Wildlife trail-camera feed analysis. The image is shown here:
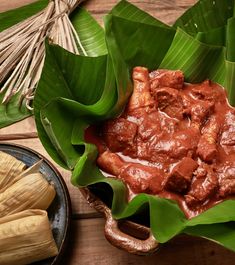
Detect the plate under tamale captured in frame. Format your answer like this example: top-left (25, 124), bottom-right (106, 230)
top-left (0, 143), bottom-right (72, 265)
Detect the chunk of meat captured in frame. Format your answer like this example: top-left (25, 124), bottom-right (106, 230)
top-left (168, 128), bottom-right (200, 159)
top-left (219, 179), bottom-right (235, 197)
top-left (190, 101), bottom-right (214, 128)
top-left (120, 164), bottom-right (165, 194)
top-left (197, 140), bottom-right (217, 163)
top-left (150, 69), bottom-right (184, 90)
top-left (197, 115), bottom-right (220, 162)
top-left (220, 111), bottom-right (235, 146)
top-left (97, 151), bottom-right (124, 176)
top-left (189, 80), bottom-right (228, 105)
top-left (190, 80), bottom-right (215, 101)
top-left (158, 111), bottom-right (179, 134)
top-left (127, 67), bottom-right (155, 113)
top-left (137, 127), bottom-right (200, 162)
top-left (164, 157), bottom-right (198, 193)
top-left (218, 166), bottom-right (235, 197)
top-left (185, 164), bottom-right (218, 207)
top-left (137, 111), bottom-right (161, 141)
top-left (102, 118), bottom-right (137, 156)
top-left (97, 151), bottom-right (165, 194)
top-left (153, 87), bottom-right (184, 119)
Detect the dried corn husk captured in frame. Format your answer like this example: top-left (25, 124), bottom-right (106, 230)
top-left (0, 159), bottom-right (42, 193)
top-left (0, 209), bottom-right (58, 265)
top-left (0, 172), bottom-right (56, 218)
top-left (0, 151), bottom-right (26, 190)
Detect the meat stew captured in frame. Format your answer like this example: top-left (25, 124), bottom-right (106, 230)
top-left (85, 67), bottom-right (235, 219)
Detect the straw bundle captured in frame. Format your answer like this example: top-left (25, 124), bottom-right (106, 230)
top-left (0, 0), bottom-right (86, 110)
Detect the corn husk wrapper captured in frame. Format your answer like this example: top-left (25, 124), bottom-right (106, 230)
top-left (0, 151), bottom-right (26, 191)
top-left (0, 209), bottom-right (58, 265)
top-left (0, 172), bottom-right (56, 218)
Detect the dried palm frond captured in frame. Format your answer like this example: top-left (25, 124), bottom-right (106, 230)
top-left (0, 0), bottom-right (86, 110)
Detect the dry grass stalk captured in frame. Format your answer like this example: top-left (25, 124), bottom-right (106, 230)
top-left (0, 0), bottom-right (85, 110)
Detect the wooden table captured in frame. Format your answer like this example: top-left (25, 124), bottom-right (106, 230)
top-left (1, 1), bottom-right (235, 264)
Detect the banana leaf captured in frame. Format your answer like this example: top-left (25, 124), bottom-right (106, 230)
top-left (34, 0), bottom-right (235, 252)
top-left (174, 0), bottom-right (234, 35)
top-left (0, 0), bottom-right (49, 32)
top-left (34, 43), bottom-right (117, 168)
top-left (70, 7), bottom-right (107, 56)
top-left (110, 0), bottom-right (170, 28)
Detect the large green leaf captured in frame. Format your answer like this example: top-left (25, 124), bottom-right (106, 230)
top-left (184, 223), bottom-right (235, 252)
top-left (70, 7), bottom-right (107, 56)
top-left (0, 0), bottom-right (49, 32)
top-left (110, 0), bottom-right (170, 28)
top-left (34, 42), bottom-right (117, 168)
top-left (174, 0), bottom-right (234, 35)
top-left (160, 29), bottom-right (226, 84)
top-left (104, 15), bottom-right (176, 71)
top-left (34, 0), bottom-right (235, 252)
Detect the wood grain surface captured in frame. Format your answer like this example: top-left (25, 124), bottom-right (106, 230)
top-left (1, 1), bottom-right (235, 264)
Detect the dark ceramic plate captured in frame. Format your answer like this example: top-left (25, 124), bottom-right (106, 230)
top-left (0, 143), bottom-right (71, 265)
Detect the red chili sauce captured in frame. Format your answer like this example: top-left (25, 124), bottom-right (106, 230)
top-left (85, 67), bottom-right (235, 219)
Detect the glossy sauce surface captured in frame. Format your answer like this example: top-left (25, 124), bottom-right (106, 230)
top-left (85, 67), bottom-right (235, 219)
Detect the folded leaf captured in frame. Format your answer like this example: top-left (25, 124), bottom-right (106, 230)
top-left (110, 0), bottom-right (170, 28)
top-left (160, 28), bottom-right (226, 83)
top-left (174, 0), bottom-right (234, 34)
top-left (35, 42), bottom-right (116, 168)
top-left (70, 7), bottom-right (107, 56)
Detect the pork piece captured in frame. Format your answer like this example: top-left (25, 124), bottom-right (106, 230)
top-left (97, 151), bottom-right (165, 194)
top-left (189, 80), bottom-right (215, 101)
top-left (97, 151), bottom-right (124, 176)
top-left (127, 67), bottom-right (155, 113)
top-left (164, 157), bottom-right (198, 193)
top-left (185, 163), bottom-right (218, 207)
top-left (153, 87), bottom-right (184, 119)
top-left (190, 101), bottom-right (214, 128)
top-left (136, 110), bottom-right (178, 143)
top-left (119, 164), bottom-right (165, 194)
top-left (158, 111), bottom-right (180, 134)
top-left (149, 69), bottom-right (184, 90)
top-left (197, 115), bottom-right (220, 162)
top-left (187, 80), bottom-right (227, 105)
top-left (137, 111), bottom-right (161, 141)
top-left (102, 118), bottom-right (137, 156)
top-left (168, 128), bottom-right (200, 159)
top-left (137, 128), bottom-right (200, 162)
top-left (218, 165), bottom-right (235, 197)
top-left (220, 111), bottom-right (235, 146)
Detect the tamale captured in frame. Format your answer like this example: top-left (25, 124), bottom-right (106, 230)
top-left (0, 151), bottom-right (26, 190)
top-left (0, 209), bottom-right (58, 265)
top-left (0, 172), bottom-right (56, 218)
top-left (0, 159), bottom-right (42, 193)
